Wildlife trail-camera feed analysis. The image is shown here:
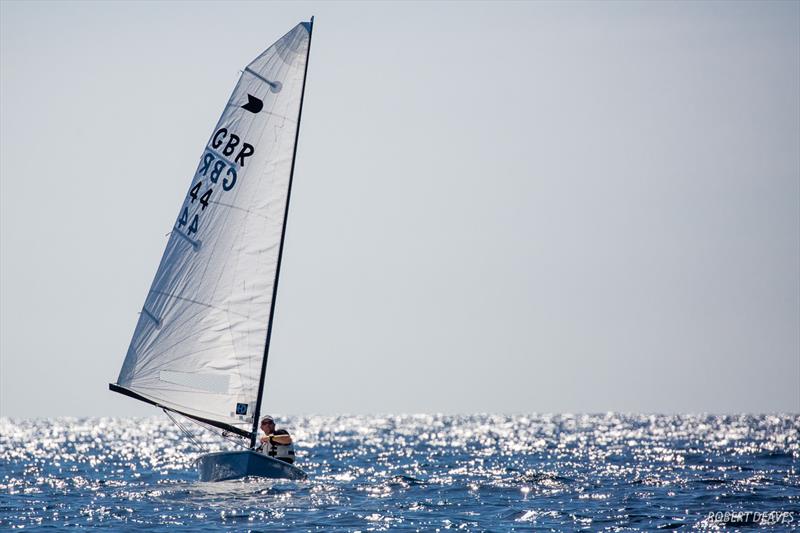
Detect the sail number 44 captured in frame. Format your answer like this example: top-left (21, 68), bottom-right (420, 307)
top-left (177, 182), bottom-right (212, 235)
top-left (177, 128), bottom-right (256, 237)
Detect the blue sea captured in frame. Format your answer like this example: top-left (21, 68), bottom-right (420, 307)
top-left (1, 415), bottom-right (797, 531)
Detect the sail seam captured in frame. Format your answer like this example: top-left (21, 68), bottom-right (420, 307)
top-left (135, 342), bottom-right (229, 378)
top-left (149, 290), bottom-right (251, 320)
top-left (133, 294), bottom-right (253, 377)
top-left (133, 305), bottom-right (213, 376)
top-left (132, 384), bottom-right (246, 414)
top-left (140, 384), bottom-right (226, 395)
top-left (207, 199), bottom-right (269, 220)
top-left (223, 106), bottom-right (295, 124)
top-left (204, 146), bottom-right (236, 169)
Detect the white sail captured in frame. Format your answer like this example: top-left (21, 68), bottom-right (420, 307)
top-left (113, 22), bottom-right (311, 434)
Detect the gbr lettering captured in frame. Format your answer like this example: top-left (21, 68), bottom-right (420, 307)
top-left (177, 127), bottom-right (257, 239)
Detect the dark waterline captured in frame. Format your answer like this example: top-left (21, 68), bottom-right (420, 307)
top-left (1, 415), bottom-right (798, 531)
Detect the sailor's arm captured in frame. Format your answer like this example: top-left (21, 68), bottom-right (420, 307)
top-left (259, 430), bottom-right (293, 445)
top-left (270, 429), bottom-right (293, 445)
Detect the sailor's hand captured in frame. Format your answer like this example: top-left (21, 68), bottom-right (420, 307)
top-left (260, 435), bottom-right (270, 443)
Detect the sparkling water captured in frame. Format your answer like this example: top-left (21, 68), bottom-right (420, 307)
top-left (1, 415), bottom-right (797, 530)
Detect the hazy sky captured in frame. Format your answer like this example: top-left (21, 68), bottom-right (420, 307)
top-left (1, 1), bottom-right (798, 417)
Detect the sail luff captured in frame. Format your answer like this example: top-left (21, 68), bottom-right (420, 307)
top-left (250, 16), bottom-right (315, 449)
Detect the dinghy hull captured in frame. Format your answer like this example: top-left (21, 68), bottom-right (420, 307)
top-left (196, 450), bottom-right (307, 482)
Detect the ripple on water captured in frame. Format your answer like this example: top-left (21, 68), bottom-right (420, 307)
top-left (0, 414), bottom-right (798, 530)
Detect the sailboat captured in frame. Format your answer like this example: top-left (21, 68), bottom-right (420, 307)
top-left (109, 18), bottom-right (314, 482)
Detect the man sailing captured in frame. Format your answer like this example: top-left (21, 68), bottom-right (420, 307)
top-left (256, 415), bottom-right (296, 464)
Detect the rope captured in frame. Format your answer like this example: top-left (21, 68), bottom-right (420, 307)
top-left (162, 408), bottom-right (251, 452)
top-left (164, 408), bottom-right (206, 452)
top-left (194, 418), bottom-right (251, 451)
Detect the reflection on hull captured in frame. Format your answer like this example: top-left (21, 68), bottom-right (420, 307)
top-left (195, 450), bottom-right (307, 482)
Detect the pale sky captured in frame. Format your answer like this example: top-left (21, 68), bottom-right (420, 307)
top-left (1, 1), bottom-right (798, 417)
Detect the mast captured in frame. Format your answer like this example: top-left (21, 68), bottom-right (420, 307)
top-left (250, 16), bottom-right (314, 449)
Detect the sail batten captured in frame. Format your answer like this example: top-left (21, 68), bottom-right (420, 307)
top-left (243, 67), bottom-right (281, 89)
top-left (112, 21), bottom-right (312, 433)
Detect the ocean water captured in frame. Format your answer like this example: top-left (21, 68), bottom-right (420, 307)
top-left (1, 415), bottom-right (797, 531)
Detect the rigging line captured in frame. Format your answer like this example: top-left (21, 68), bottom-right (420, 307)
top-left (168, 408), bottom-right (251, 451)
top-left (164, 408), bottom-right (206, 453)
top-left (208, 423), bottom-right (252, 450)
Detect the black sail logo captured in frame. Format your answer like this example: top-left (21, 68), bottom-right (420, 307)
top-left (242, 94), bottom-right (263, 114)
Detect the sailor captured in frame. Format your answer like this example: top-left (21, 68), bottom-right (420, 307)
top-left (256, 415), bottom-right (296, 464)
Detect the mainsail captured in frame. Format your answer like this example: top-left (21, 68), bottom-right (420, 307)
top-left (110, 20), bottom-right (313, 445)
